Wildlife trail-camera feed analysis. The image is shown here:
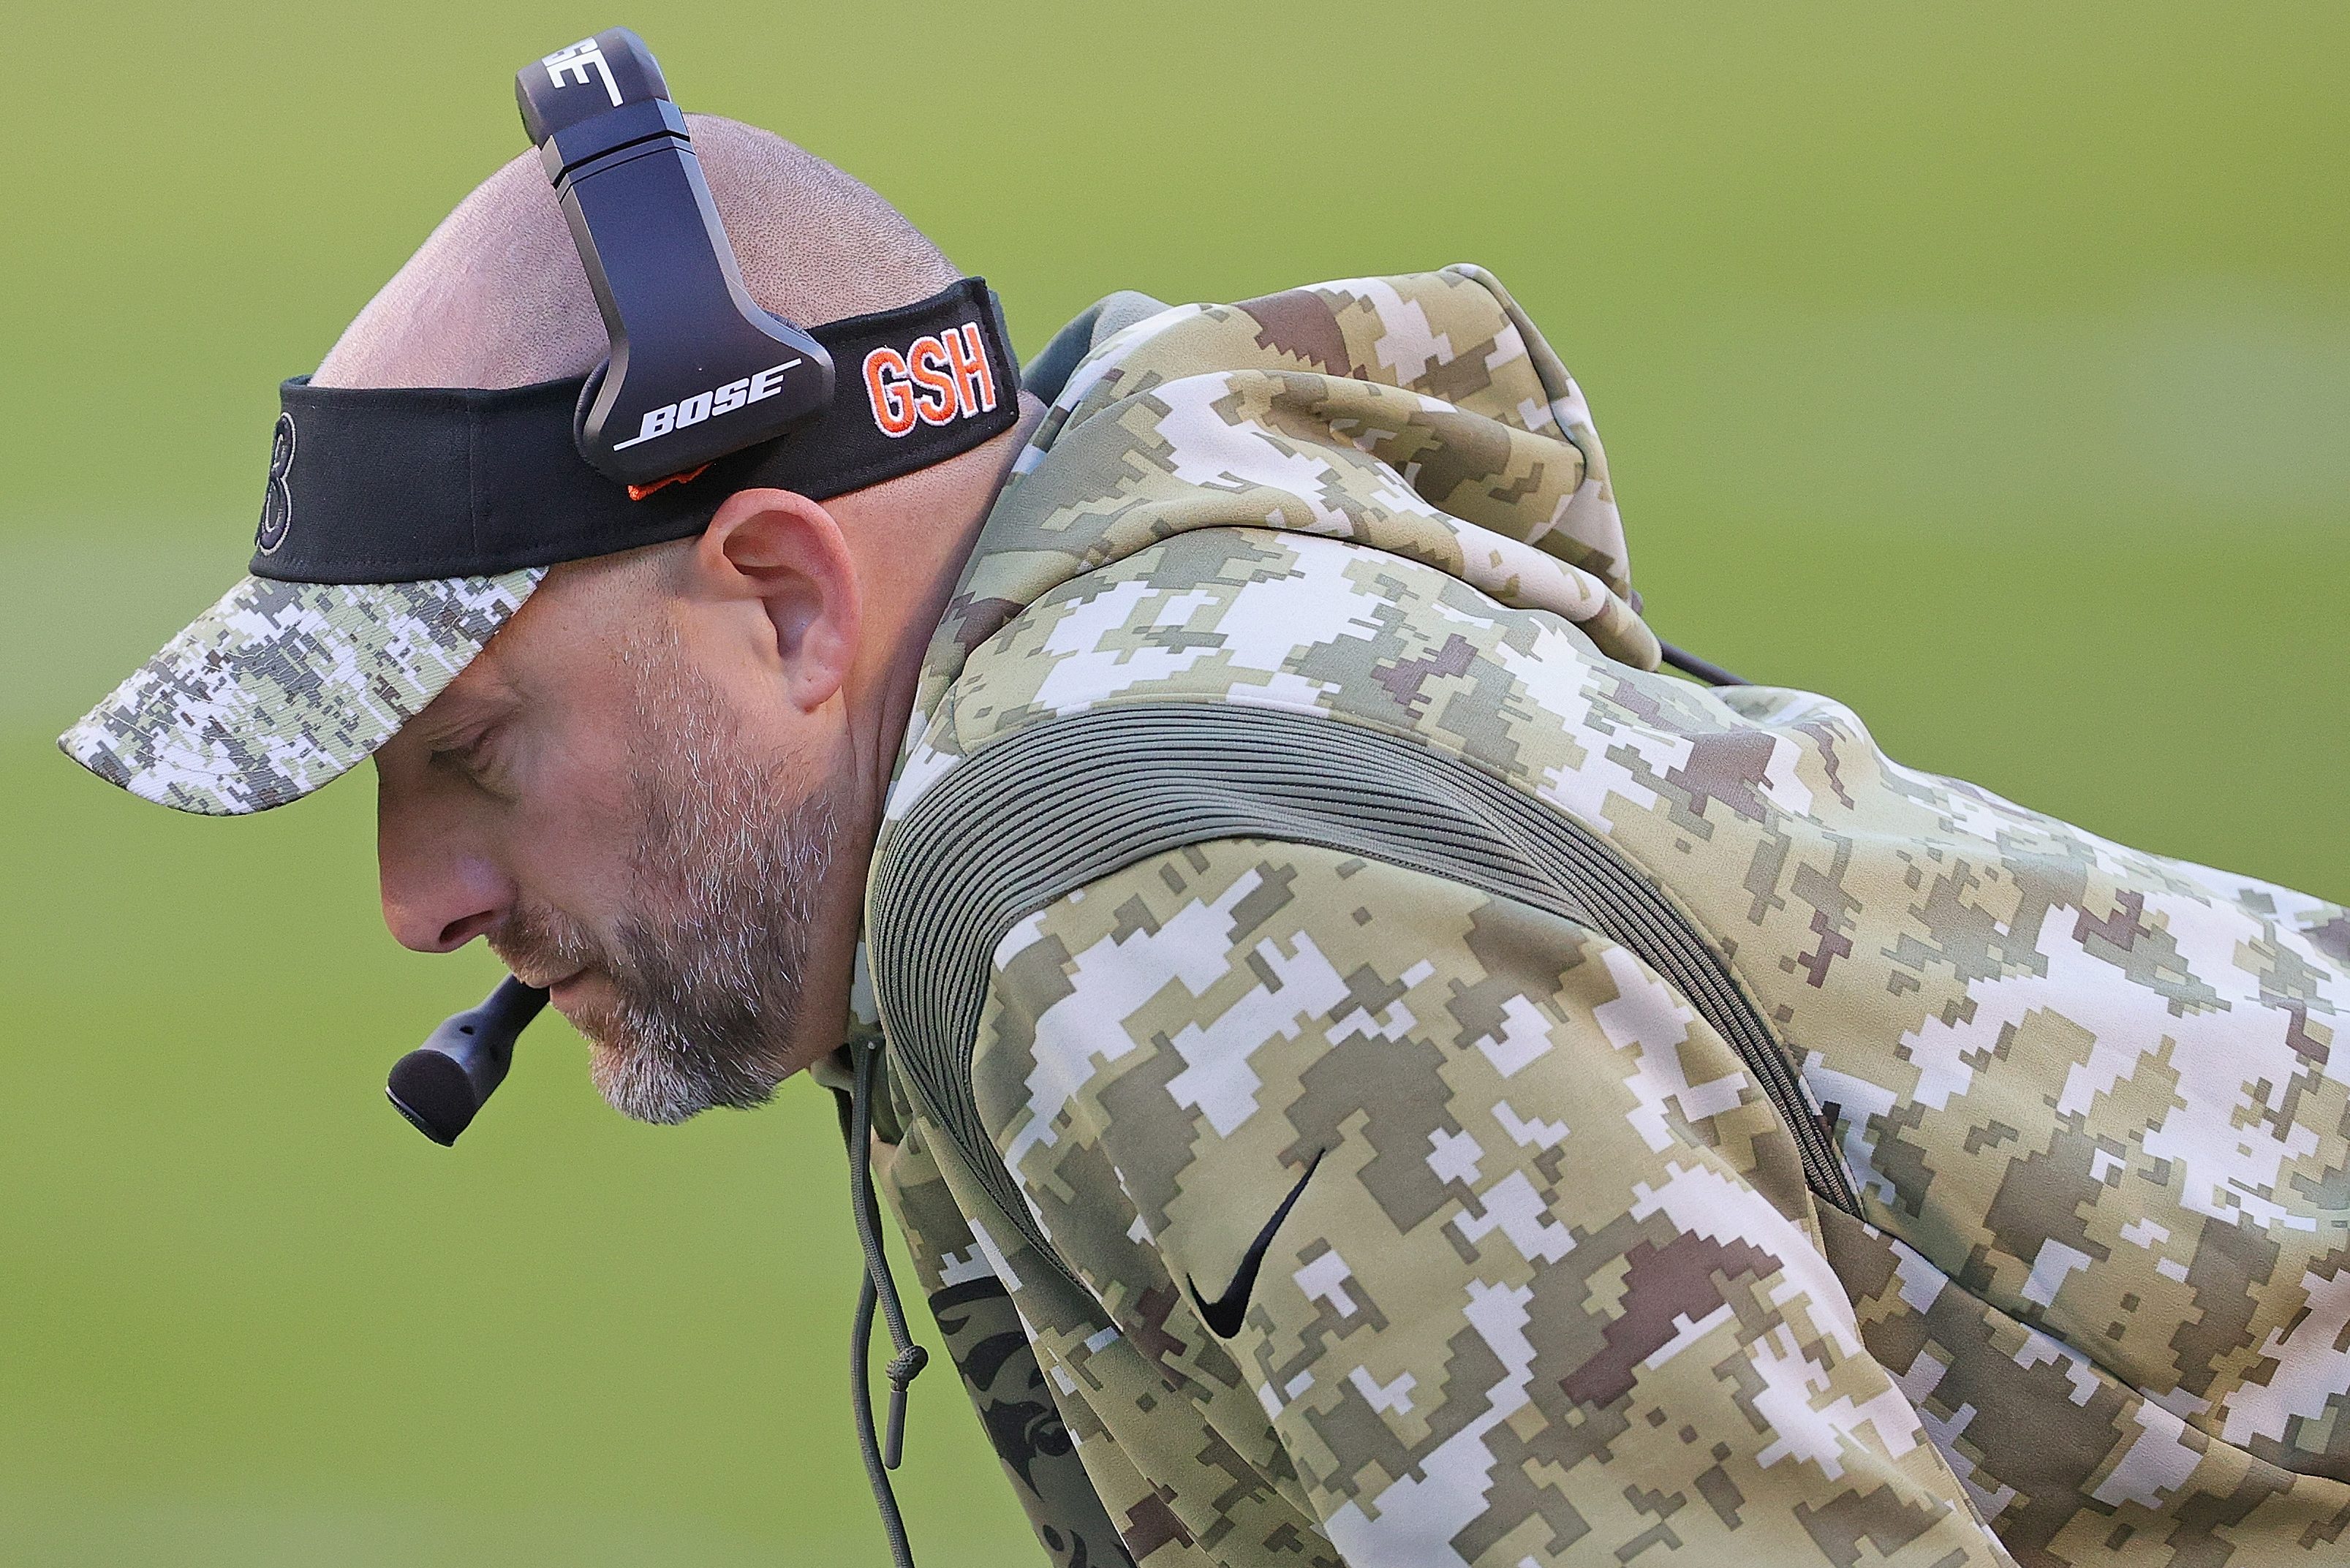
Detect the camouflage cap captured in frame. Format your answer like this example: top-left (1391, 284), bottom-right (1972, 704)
top-left (58, 569), bottom-right (540, 817)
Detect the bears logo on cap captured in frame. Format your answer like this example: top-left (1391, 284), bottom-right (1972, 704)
top-left (255, 413), bottom-right (298, 555)
top-left (863, 323), bottom-right (998, 439)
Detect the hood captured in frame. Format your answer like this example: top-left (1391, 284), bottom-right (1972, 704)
top-left (902, 264), bottom-right (1657, 736)
top-left (838, 270), bottom-right (1659, 1550)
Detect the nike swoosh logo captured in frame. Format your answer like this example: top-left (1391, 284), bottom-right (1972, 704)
top-left (1187, 1148), bottom-right (1328, 1340)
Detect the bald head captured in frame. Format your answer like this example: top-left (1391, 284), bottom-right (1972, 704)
top-left (317, 117), bottom-right (959, 390)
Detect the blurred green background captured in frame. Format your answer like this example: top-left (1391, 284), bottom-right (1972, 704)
top-left (4, 3), bottom-right (2344, 1564)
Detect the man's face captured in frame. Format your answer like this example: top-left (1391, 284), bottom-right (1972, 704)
top-left (374, 551), bottom-right (851, 1122)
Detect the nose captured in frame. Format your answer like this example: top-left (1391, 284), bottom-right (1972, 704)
top-left (377, 779), bottom-right (513, 954)
top-left (388, 889), bottom-right (505, 954)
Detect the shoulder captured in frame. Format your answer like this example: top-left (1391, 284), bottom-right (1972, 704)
top-left (970, 836), bottom-right (1621, 1183)
top-left (899, 523), bottom-right (1619, 798)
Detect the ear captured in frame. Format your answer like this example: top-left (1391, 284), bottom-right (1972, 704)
top-left (684, 488), bottom-right (863, 712)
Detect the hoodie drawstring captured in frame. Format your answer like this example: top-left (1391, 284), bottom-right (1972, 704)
top-left (845, 1037), bottom-right (927, 1568)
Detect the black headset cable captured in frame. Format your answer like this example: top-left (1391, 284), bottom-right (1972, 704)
top-left (1658, 640), bottom-right (1749, 688)
top-left (845, 1037), bottom-right (927, 1568)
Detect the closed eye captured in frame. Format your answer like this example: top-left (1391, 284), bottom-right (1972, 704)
top-left (429, 721), bottom-right (513, 794)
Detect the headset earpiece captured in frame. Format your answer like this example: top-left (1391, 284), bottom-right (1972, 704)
top-left (517, 29), bottom-right (834, 487)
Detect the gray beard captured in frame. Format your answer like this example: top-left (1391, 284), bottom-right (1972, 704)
top-left (494, 627), bottom-right (843, 1124)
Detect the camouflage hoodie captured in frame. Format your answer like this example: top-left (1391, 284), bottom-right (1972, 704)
top-left (853, 268), bottom-right (2350, 1567)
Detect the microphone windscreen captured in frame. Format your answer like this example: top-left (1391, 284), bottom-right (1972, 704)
top-left (386, 1049), bottom-right (477, 1145)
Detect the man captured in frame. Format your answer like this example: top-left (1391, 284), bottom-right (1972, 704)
top-left (62, 107), bottom-right (2350, 1568)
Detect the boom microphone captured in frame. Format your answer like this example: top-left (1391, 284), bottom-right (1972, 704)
top-left (385, 977), bottom-right (548, 1145)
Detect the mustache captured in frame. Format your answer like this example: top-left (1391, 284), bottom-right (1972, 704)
top-left (488, 901), bottom-right (605, 988)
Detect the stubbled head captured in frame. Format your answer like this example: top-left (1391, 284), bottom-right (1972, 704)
top-left (361, 118), bottom-right (1031, 1122)
top-left (318, 115), bottom-right (959, 390)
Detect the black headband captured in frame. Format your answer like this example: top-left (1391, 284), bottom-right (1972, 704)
top-left (249, 278), bottom-right (1019, 585)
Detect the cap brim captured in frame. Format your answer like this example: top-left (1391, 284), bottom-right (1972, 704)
top-left (58, 569), bottom-right (543, 817)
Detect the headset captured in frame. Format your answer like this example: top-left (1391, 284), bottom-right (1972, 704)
top-left (379, 27), bottom-right (741, 1143)
top-left (523, 29), bottom-right (832, 487)
top-left (379, 26), bottom-right (1018, 1143)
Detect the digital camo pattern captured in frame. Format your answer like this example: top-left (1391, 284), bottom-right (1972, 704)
top-left (980, 841), bottom-right (2014, 1567)
top-left (58, 569), bottom-right (540, 815)
top-left (891, 263), bottom-right (1654, 793)
top-left (876, 1116), bottom-right (1143, 1568)
top-left (881, 1025), bottom-right (1350, 1568)
top-left (867, 270), bottom-right (2350, 1564)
